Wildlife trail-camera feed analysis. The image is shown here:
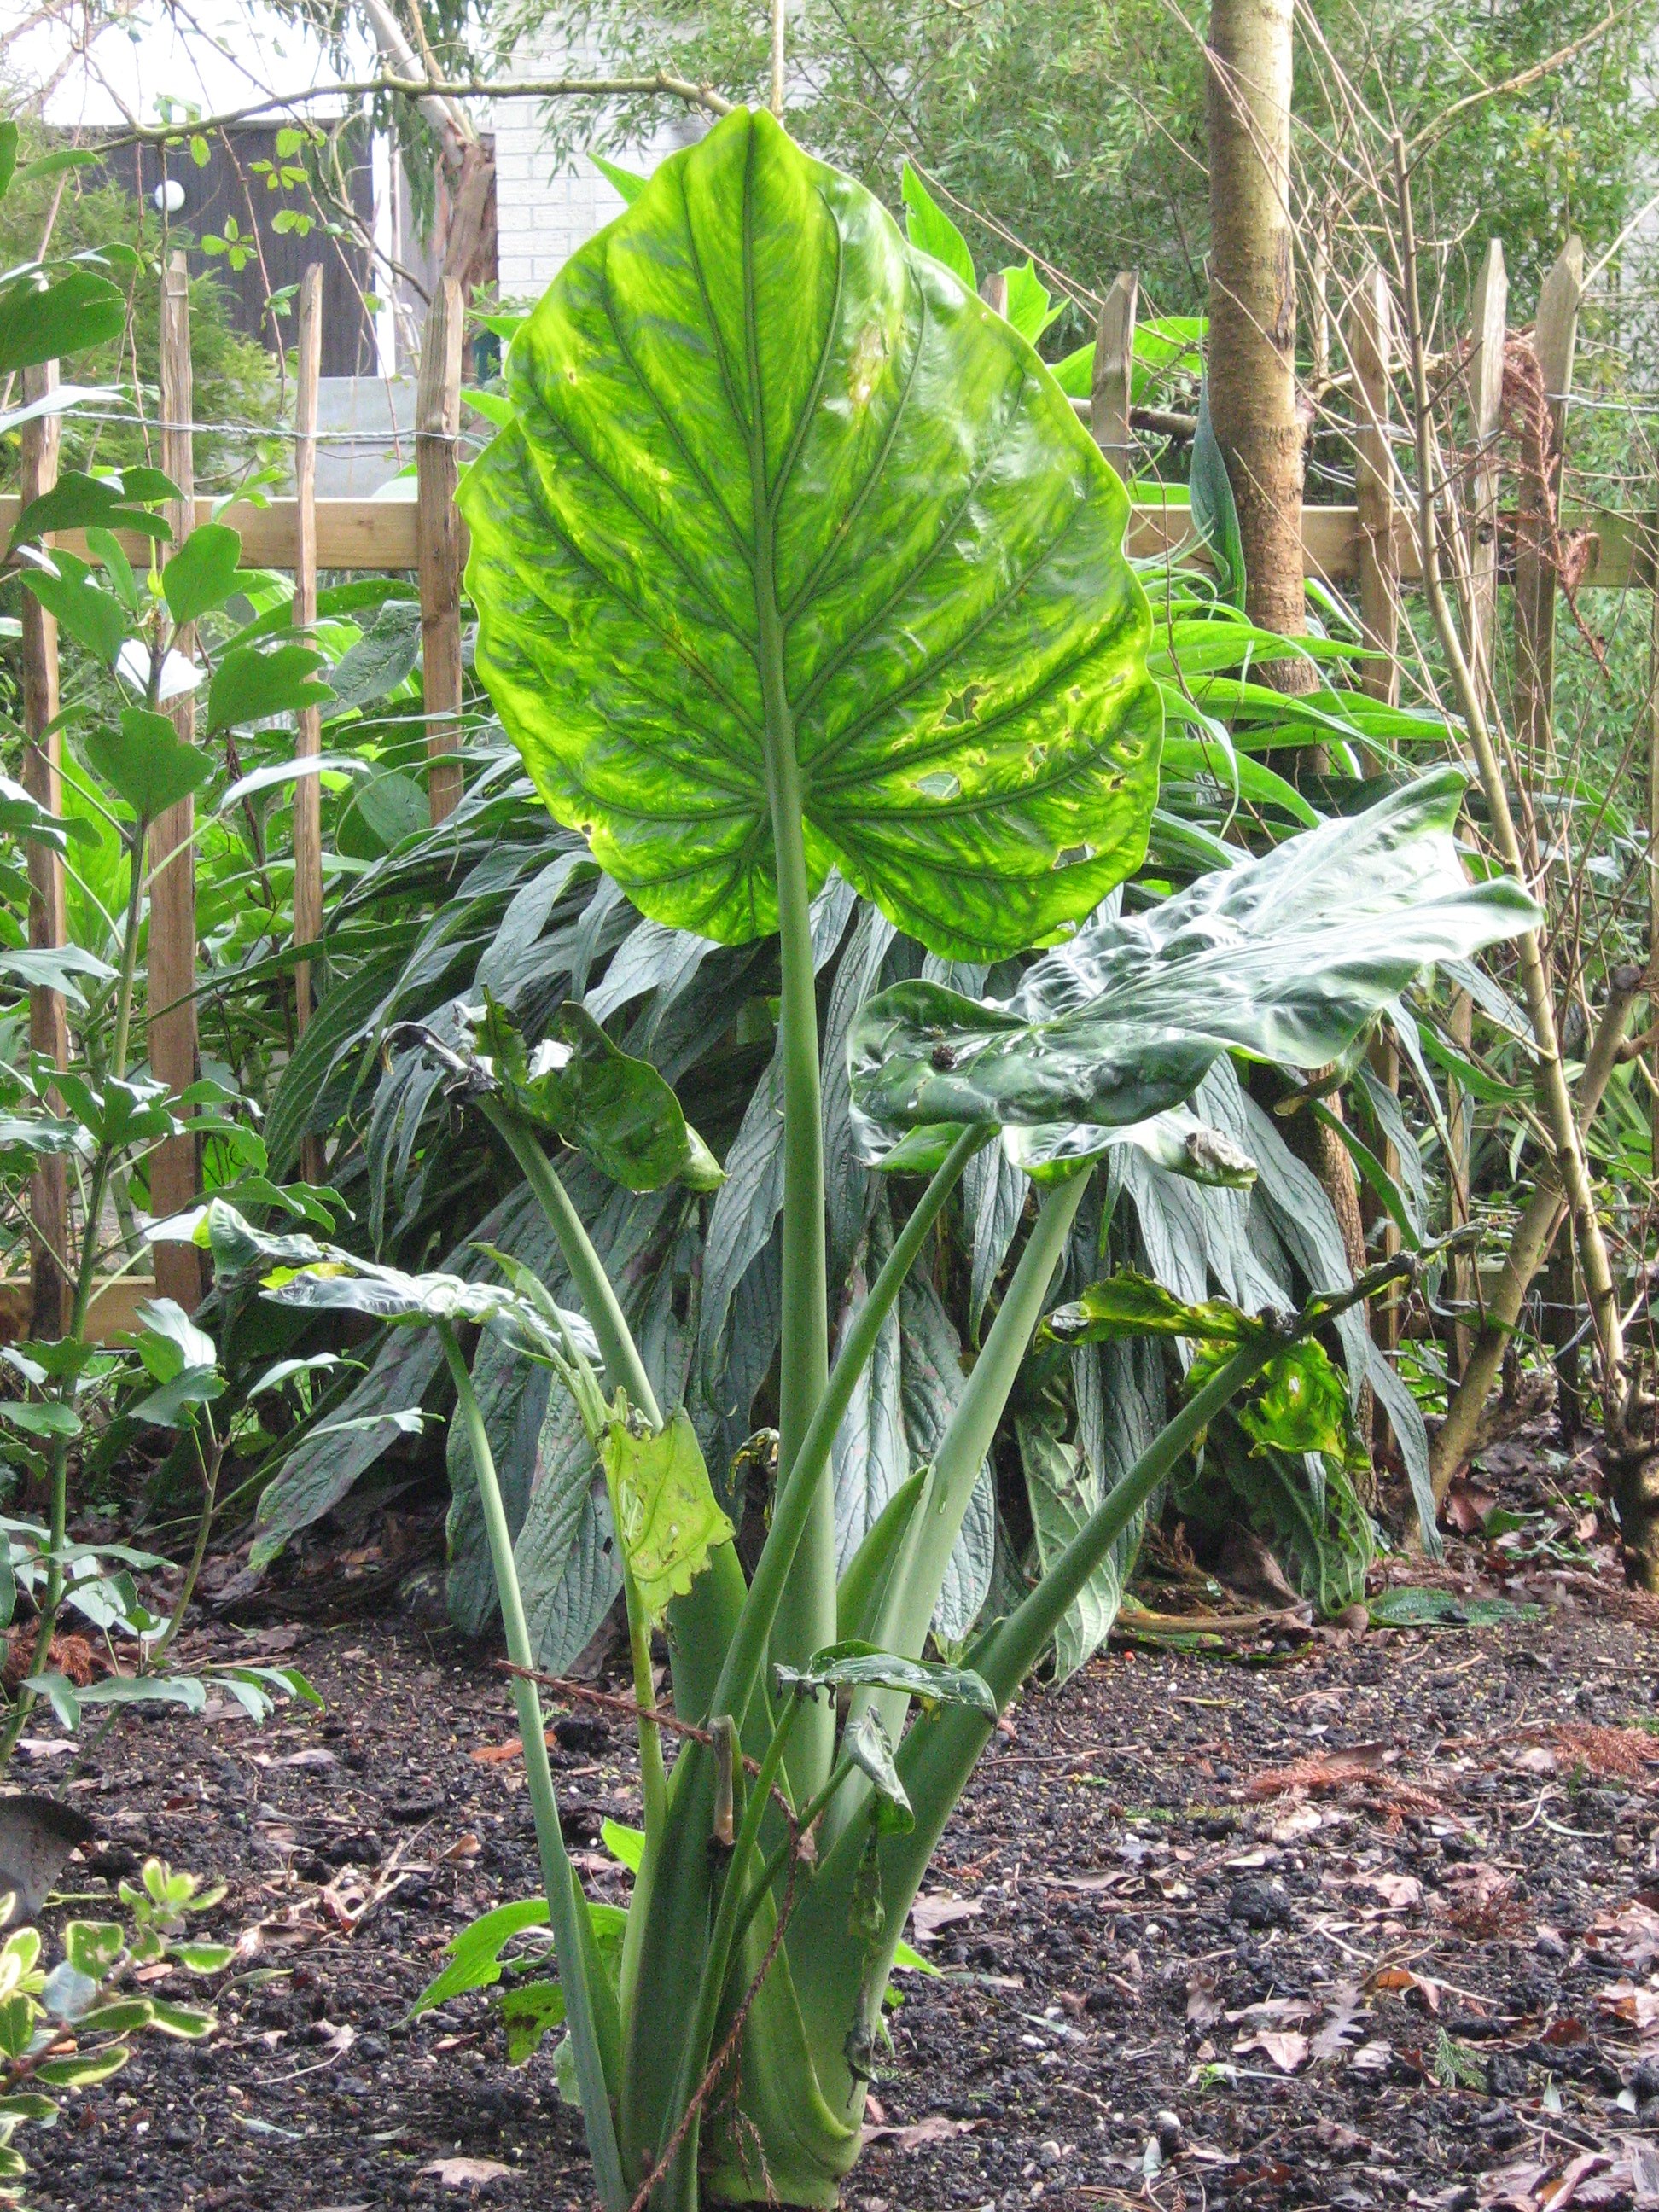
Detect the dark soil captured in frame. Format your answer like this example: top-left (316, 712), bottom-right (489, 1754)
top-left (25, 1559), bottom-right (1659, 2212)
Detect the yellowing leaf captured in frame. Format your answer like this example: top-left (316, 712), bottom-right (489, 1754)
top-left (601, 1410), bottom-right (734, 1625)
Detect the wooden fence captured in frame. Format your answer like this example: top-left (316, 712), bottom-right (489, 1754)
top-left (10, 242), bottom-right (1656, 1337)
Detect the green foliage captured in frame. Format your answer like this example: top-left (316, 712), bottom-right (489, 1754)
top-left (459, 111), bottom-right (1161, 960)
top-left (0, 122), bottom-right (279, 492)
top-left (0, 1859), bottom-right (232, 2205)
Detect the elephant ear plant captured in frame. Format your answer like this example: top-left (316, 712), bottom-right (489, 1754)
top-left (255, 110), bottom-right (1536, 2212)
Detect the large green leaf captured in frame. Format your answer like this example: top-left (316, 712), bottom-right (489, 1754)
top-left (0, 271), bottom-right (125, 377)
top-left (850, 769), bottom-right (1538, 1160)
top-left (459, 108), bottom-right (1161, 961)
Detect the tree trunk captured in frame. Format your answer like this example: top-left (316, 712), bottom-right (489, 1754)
top-left (1205, 0), bottom-right (1315, 699)
top-left (1207, 0), bottom-right (1368, 1328)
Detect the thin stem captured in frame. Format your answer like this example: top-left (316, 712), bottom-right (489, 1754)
top-left (622, 1561), bottom-right (668, 1840)
top-left (708, 1124), bottom-right (990, 1735)
top-left (147, 1415), bottom-right (222, 1664)
top-left (747, 265), bottom-right (831, 1797)
top-left (437, 1321), bottom-right (629, 2212)
top-left (0, 818), bottom-right (149, 1767)
top-left (479, 1099), bottom-right (661, 1423)
top-left (1391, 133), bottom-right (1624, 1414)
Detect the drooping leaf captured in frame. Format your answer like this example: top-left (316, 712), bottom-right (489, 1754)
top-left (459, 109), bottom-right (1161, 962)
top-left (1004, 1105), bottom-right (1259, 1188)
top-left (469, 994), bottom-right (721, 1193)
top-left (1190, 377), bottom-right (1244, 608)
top-left (261, 1252), bottom-right (565, 1339)
top-left (130, 1297), bottom-right (218, 1382)
top-left (1190, 1335), bottom-right (1348, 1460)
top-left (774, 1639), bottom-right (998, 1719)
top-left (844, 1705), bottom-right (913, 1831)
top-left (9, 467), bottom-right (172, 548)
top-left (410, 1897), bottom-right (550, 2015)
top-left (851, 771), bottom-right (1538, 1161)
top-left (600, 1407), bottom-right (734, 1626)
top-left (1041, 1270), bottom-right (1260, 1349)
top-left (1016, 1409), bottom-right (1120, 1685)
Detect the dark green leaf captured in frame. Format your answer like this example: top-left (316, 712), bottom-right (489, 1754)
top-left (207, 643), bottom-right (332, 735)
top-left (774, 1639), bottom-right (998, 1719)
top-left (460, 110), bottom-right (1161, 961)
top-left (1190, 378), bottom-right (1244, 608)
top-left (0, 271), bottom-right (125, 377)
top-left (471, 994), bottom-right (722, 1193)
top-left (20, 552), bottom-right (126, 663)
top-left (325, 600), bottom-right (421, 713)
top-left (9, 469), bottom-right (171, 550)
top-left (84, 710), bottom-right (210, 819)
top-left (0, 772), bottom-right (67, 855)
top-left (851, 771), bottom-right (1538, 1159)
top-left (162, 523), bottom-right (244, 626)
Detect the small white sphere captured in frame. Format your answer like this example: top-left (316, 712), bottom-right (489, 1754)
top-left (153, 178), bottom-right (186, 214)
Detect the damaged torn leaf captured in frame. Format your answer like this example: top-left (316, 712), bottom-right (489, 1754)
top-left (602, 1408), bottom-right (735, 1625)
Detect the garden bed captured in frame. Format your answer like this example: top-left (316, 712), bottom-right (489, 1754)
top-left (23, 1545), bottom-right (1659, 2212)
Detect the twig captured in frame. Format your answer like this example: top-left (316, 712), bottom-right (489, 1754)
top-left (96, 70), bottom-right (734, 149)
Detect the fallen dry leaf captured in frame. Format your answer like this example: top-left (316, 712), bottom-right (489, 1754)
top-left (1310, 1982), bottom-right (1366, 2062)
top-left (1186, 1969), bottom-right (1224, 2029)
top-left (422, 2157), bottom-right (514, 2189)
top-left (863, 2115), bottom-right (980, 2150)
top-left (1370, 1965), bottom-right (1441, 2014)
top-left (1266, 1802), bottom-right (1324, 1842)
top-left (1597, 1981), bottom-right (1659, 2032)
top-left (908, 1894), bottom-right (981, 1942)
top-left (1589, 1901), bottom-right (1659, 1974)
top-left (1353, 1871), bottom-right (1423, 1912)
top-left (1235, 2029), bottom-right (1309, 2072)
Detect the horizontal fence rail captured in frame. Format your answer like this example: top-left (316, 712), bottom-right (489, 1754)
top-left (7, 494), bottom-right (1656, 591)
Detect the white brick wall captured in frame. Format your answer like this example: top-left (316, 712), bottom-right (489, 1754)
top-left (490, 38), bottom-right (704, 302)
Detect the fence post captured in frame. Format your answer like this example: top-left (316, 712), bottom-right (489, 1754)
top-left (150, 251), bottom-right (203, 1312)
top-left (1348, 267), bottom-right (1399, 708)
top-left (417, 277), bottom-right (465, 825)
top-left (292, 263), bottom-right (323, 1033)
top-left (1091, 271), bottom-right (1137, 483)
top-left (1447, 239), bottom-right (1510, 1381)
top-left (20, 361), bottom-right (70, 1339)
top-left (291, 264), bottom-right (329, 1188)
